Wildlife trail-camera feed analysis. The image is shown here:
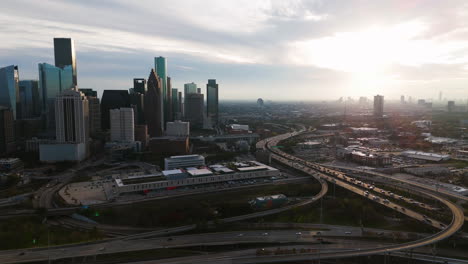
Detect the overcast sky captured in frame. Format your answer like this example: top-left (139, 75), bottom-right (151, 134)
top-left (2, 0), bottom-right (468, 101)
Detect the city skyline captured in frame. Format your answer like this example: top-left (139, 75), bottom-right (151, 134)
top-left (2, 0), bottom-right (468, 100)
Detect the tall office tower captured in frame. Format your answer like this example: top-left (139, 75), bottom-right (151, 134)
top-left (206, 79), bottom-right (219, 126)
top-left (133, 78), bottom-right (146, 94)
top-left (184, 82), bottom-right (197, 95)
top-left (129, 92), bottom-right (145, 125)
top-left (110, 108), bottom-right (134, 142)
top-left (155, 57), bottom-right (169, 123)
top-left (166, 76), bottom-right (173, 122)
top-left (54, 38), bottom-right (77, 86)
top-left (184, 93), bottom-right (204, 127)
top-left (373, 95), bottom-right (384, 117)
top-left (0, 65), bottom-right (20, 119)
top-left (144, 69), bottom-right (164, 137)
top-left (171, 88), bottom-right (180, 119)
top-left (400, 95), bottom-right (405, 104)
top-left (448, 101), bottom-right (455, 112)
top-left (439, 91), bottom-right (442, 102)
top-left (79, 89), bottom-right (101, 136)
top-left (0, 107), bottom-right (15, 154)
top-left (100, 90), bottom-right (130, 130)
top-left (19, 80), bottom-right (41, 118)
top-left (178, 91), bottom-right (183, 117)
top-left (55, 89), bottom-right (88, 144)
top-left (197, 88), bottom-right (201, 94)
top-left (38, 63), bottom-right (74, 131)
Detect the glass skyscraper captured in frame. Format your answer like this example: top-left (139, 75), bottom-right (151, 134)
top-left (184, 82), bottom-right (197, 95)
top-left (54, 38), bottom-right (77, 86)
top-left (0, 65), bottom-right (20, 120)
top-left (155, 57), bottom-right (169, 123)
top-left (206, 79), bottom-right (219, 126)
top-left (38, 63), bottom-right (74, 130)
top-left (19, 80), bottom-right (41, 118)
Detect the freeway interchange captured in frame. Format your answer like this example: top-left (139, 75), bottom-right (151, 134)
top-left (0, 127), bottom-right (466, 263)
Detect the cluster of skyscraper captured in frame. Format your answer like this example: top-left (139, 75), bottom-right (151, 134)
top-left (0, 37), bottom-right (220, 162)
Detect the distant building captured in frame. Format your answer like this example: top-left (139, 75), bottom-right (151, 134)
top-left (206, 79), bottom-right (219, 127)
top-left (373, 95), bottom-right (384, 117)
top-left (0, 65), bottom-right (20, 119)
top-left (129, 91), bottom-right (145, 125)
top-left (0, 108), bottom-right (15, 154)
top-left (155, 57), bottom-right (170, 124)
top-left (184, 93), bottom-right (204, 127)
top-left (166, 120), bottom-right (190, 137)
top-left (448, 101), bottom-right (455, 112)
top-left (184, 82), bottom-right (197, 95)
top-left (166, 76), bottom-right (173, 123)
top-left (19, 80), bottom-right (41, 118)
top-left (79, 88), bottom-right (100, 136)
top-left (257, 98), bottom-right (264, 107)
top-left (133, 78), bottom-right (146, 94)
top-left (0, 158), bottom-right (23, 171)
top-left (164, 154), bottom-right (205, 170)
top-left (110, 108), bottom-right (134, 142)
top-left (400, 95), bottom-right (405, 104)
top-left (54, 38), bottom-right (77, 86)
top-left (134, 124), bottom-right (148, 150)
top-left (40, 89), bottom-right (88, 163)
top-left (144, 69), bottom-right (164, 137)
top-left (100, 90), bottom-right (130, 130)
top-left (400, 150), bottom-right (450, 162)
top-left (171, 88), bottom-right (181, 120)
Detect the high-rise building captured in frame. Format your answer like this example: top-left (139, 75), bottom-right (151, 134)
top-left (55, 89), bottom-right (88, 144)
top-left (166, 76), bottom-right (173, 122)
top-left (197, 88), bottom-right (201, 94)
top-left (129, 92), bottom-right (145, 125)
top-left (400, 95), bottom-right (405, 104)
top-left (448, 101), bottom-right (455, 112)
top-left (0, 107), bottom-right (15, 154)
top-left (171, 88), bottom-right (178, 115)
top-left (110, 108), bottom-right (134, 142)
top-left (184, 93), bottom-right (204, 127)
top-left (133, 78), bottom-right (146, 94)
top-left (0, 65), bottom-right (20, 119)
top-left (178, 91), bottom-right (183, 116)
top-left (184, 82), bottom-right (197, 95)
top-left (100, 90), bottom-right (130, 130)
top-left (144, 69), bottom-right (164, 137)
top-left (155, 57), bottom-right (169, 124)
top-left (206, 79), bottom-right (219, 126)
top-left (38, 63), bottom-right (74, 131)
top-left (373, 95), bottom-right (384, 117)
top-left (79, 88), bottom-right (101, 136)
top-left (54, 38), bottom-right (77, 85)
top-left (19, 80), bottom-right (41, 119)
top-left (135, 124), bottom-right (148, 150)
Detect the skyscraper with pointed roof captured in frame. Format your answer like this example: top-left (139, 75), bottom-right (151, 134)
top-left (144, 69), bottom-right (164, 137)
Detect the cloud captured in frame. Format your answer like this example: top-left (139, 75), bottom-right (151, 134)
top-left (1, 0), bottom-right (468, 100)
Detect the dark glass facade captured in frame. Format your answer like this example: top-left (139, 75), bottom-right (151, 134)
top-left (100, 90), bottom-right (130, 130)
top-left (133, 78), bottom-right (146, 94)
top-left (54, 38), bottom-right (77, 85)
top-left (144, 69), bottom-right (163, 137)
top-left (206, 79), bottom-right (219, 126)
top-left (19, 80), bottom-right (41, 118)
top-left (0, 65), bottom-right (19, 120)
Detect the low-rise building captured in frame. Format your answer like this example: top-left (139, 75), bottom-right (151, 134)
top-left (164, 154), bottom-right (205, 170)
top-left (0, 158), bottom-right (23, 171)
top-left (400, 150), bottom-right (450, 162)
top-left (113, 161), bottom-right (279, 196)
